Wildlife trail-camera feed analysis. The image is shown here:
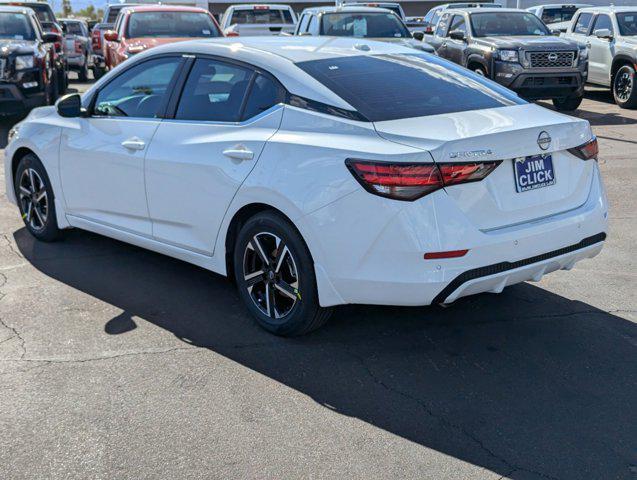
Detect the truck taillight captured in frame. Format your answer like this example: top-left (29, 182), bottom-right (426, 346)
top-left (75, 39), bottom-right (83, 53)
top-left (346, 159), bottom-right (501, 201)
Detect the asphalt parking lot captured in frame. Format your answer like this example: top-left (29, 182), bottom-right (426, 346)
top-left (0, 79), bottom-right (635, 480)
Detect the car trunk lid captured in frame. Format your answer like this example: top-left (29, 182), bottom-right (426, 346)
top-left (373, 104), bottom-right (595, 231)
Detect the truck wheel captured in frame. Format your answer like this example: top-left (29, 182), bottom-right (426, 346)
top-left (552, 95), bottom-right (583, 111)
top-left (613, 65), bottom-right (637, 109)
top-left (46, 74), bottom-right (58, 105)
top-left (92, 66), bottom-right (105, 80)
top-left (473, 66), bottom-right (486, 76)
top-left (78, 59), bottom-right (89, 82)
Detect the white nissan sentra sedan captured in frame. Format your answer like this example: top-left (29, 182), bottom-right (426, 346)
top-left (4, 37), bottom-right (608, 335)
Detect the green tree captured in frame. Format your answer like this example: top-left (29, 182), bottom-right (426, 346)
top-left (62, 0), bottom-right (72, 17)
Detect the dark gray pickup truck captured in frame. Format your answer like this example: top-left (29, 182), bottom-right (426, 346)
top-left (425, 8), bottom-right (589, 111)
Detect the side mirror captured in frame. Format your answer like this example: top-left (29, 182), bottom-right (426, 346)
top-left (42, 32), bottom-right (61, 43)
top-left (412, 31), bottom-right (424, 41)
top-left (594, 28), bottom-right (613, 40)
top-left (56, 93), bottom-right (82, 118)
top-left (103, 30), bottom-right (119, 42)
top-left (449, 29), bottom-right (466, 41)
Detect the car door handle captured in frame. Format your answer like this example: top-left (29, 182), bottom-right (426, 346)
top-left (121, 137), bottom-right (146, 151)
top-left (223, 145), bottom-right (254, 161)
top-left (586, 42), bottom-right (591, 48)
top-left (441, 42), bottom-right (447, 47)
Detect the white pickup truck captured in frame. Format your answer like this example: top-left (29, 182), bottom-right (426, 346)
top-left (220, 4), bottom-right (297, 36)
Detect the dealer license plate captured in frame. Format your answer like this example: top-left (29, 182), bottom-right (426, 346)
top-left (514, 154), bottom-right (556, 192)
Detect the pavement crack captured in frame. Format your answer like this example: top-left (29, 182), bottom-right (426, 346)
top-left (349, 351), bottom-right (559, 480)
top-left (0, 271), bottom-right (27, 360)
top-left (0, 233), bottom-right (23, 259)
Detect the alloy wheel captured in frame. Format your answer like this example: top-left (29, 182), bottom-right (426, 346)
top-left (615, 71), bottom-right (633, 102)
top-left (243, 232), bottom-right (299, 320)
top-left (18, 168), bottom-right (48, 231)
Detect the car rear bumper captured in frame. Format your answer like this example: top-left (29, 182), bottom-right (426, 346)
top-left (0, 83), bottom-right (46, 116)
top-left (303, 162), bottom-right (608, 307)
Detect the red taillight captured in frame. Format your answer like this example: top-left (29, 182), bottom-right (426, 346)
top-left (424, 250), bottom-right (469, 260)
top-left (568, 137), bottom-right (598, 161)
top-left (92, 30), bottom-right (102, 50)
top-left (75, 39), bottom-right (82, 53)
top-left (346, 159), bottom-right (501, 201)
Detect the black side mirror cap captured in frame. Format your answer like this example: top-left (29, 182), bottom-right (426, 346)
top-left (42, 32), bottom-right (60, 43)
top-left (412, 31), bottom-right (424, 41)
top-left (56, 93), bottom-right (83, 118)
top-left (449, 30), bottom-right (466, 41)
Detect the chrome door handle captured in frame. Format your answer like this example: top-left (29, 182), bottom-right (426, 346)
top-left (586, 42), bottom-right (591, 48)
top-left (441, 42), bottom-right (447, 47)
top-left (223, 145), bottom-right (254, 161)
top-left (121, 137), bottom-right (146, 151)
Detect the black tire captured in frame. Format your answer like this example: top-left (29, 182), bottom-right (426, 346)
top-left (92, 66), bottom-right (105, 80)
top-left (46, 73), bottom-right (58, 105)
top-left (57, 67), bottom-right (68, 95)
top-left (14, 154), bottom-right (62, 242)
top-left (233, 211), bottom-right (332, 336)
top-left (78, 59), bottom-right (89, 82)
top-left (472, 65), bottom-right (486, 76)
top-left (552, 94), bottom-right (583, 111)
top-left (613, 64), bottom-right (637, 109)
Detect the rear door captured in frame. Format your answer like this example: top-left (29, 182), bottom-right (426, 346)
top-left (144, 57), bottom-right (284, 254)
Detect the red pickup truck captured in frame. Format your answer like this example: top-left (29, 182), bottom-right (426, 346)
top-left (103, 5), bottom-right (222, 70)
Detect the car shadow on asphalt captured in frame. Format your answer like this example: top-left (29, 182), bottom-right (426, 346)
top-left (13, 227), bottom-right (636, 480)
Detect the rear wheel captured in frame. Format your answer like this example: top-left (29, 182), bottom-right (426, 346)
top-left (613, 64), bottom-right (637, 109)
top-left (233, 211), bottom-right (332, 336)
top-left (92, 65), bottom-right (105, 80)
top-left (473, 65), bottom-right (486, 76)
top-left (14, 154), bottom-right (62, 242)
top-left (552, 94), bottom-right (583, 111)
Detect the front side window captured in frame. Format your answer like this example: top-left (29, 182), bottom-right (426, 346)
top-left (616, 12), bottom-right (637, 36)
top-left (321, 12), bottom-right (410, 38)
top-left (573, 12), bottom-right (593, 34)
top-left (175, 58), bottom-right (252, 122)
top-left (295, 54), bottom-right (524, 122)
top-left (592, 14), bottom-right (614, 34)
top-left (0, 13), bottom-right (35, 40)
top-left (126, 11), bottom-right (221, 38)
top-left (447, 15), bottom-right (466, 35)
top-left (94, 57), bottom-right (181, 117)
top-left (229, 8), bottom-right (294, 25)
top-left (470, 12), bottom-right (550, 36)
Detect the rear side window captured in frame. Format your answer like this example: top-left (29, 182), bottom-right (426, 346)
top-left (176, 58), bottom-right (252, 122)
top-left (297, 13), bottom-right (310, 33)
top-left (242, 74), bottom-right (284, 120)
top-left (295, 54), bottom-right (524, 122)
top-left (107, 7), bottom-right (123, 23)
top-left (541, 6), bottom-right (578, 24)
top-left (573, 12), bottom-right (593, 34)
top-left (435, 12), bottom-right (450, 36)
top-left (229, 8), bottom-right (294, 24)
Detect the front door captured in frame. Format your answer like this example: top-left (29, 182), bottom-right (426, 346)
top-left (587, 13), bottom-right (615, 86)
top-left (144, 58), bottom-right (284, 254)
top-left (445, 14), bottom-right (468, 66)
top-left (59, 56), bottom-right (183, 236)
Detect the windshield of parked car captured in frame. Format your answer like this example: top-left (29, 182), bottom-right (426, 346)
top-left (616, 12), bottom-right (637, 36)
top-left (471, 12), bottom-right (550, 36)
top-left (296, 53), bottom-right (525, 121)
top-left (540, 6), bottom-right (579, 24)
top-left (126, 11), bottom-right (220, 38)
top-left (321, 12), bottom-right (410, 38)
top-left (0, 12), bottom-right (35, 40)
top-left (63, 21), bottom-right (83, 35)
top-left (229, 8), bottom-right (294, 24)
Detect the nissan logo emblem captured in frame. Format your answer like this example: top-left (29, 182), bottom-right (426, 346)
top-left (537, 131), bottom-right (551, 150)
top-left (548, 52), bottom-right (558, 62)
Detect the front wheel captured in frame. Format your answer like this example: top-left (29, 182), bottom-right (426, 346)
top-left (552, 94), bottom-right (583, 111)
top-left (613, 64), bottom-right (637, 109)
top-left (78, 59), bottom-right (89, 82)
top-left (14, 154), bottom-right (62, 242)
top-left (233, 211), bottom-right (332, 336)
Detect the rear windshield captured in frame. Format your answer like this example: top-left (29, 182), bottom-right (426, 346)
top-left (22, 3), bottom-right (54, 23)
top-left (471, 12), bottom-right (550, 36)
top-left (540, 6), bottom-right (579, 24)
top-left (617, 12), bottom-right (637, 36)
top-left (126, 11), bottom-right (220, 38)
top-left (0, 12), bottom-right (34, 40)
top-left (321, 12), bottom-right (410, 38)
top-left (63, 21), bottom-right (83, 35)
top-left (295, 54), bottom-right (524, 122)
top-left (229, 8), bottom-right (294, 24)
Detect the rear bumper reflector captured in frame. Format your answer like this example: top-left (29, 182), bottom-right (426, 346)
top-left (432, 232), bottom-right (607, 304)
top-left (424, 249), bottom-right (469, 260)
